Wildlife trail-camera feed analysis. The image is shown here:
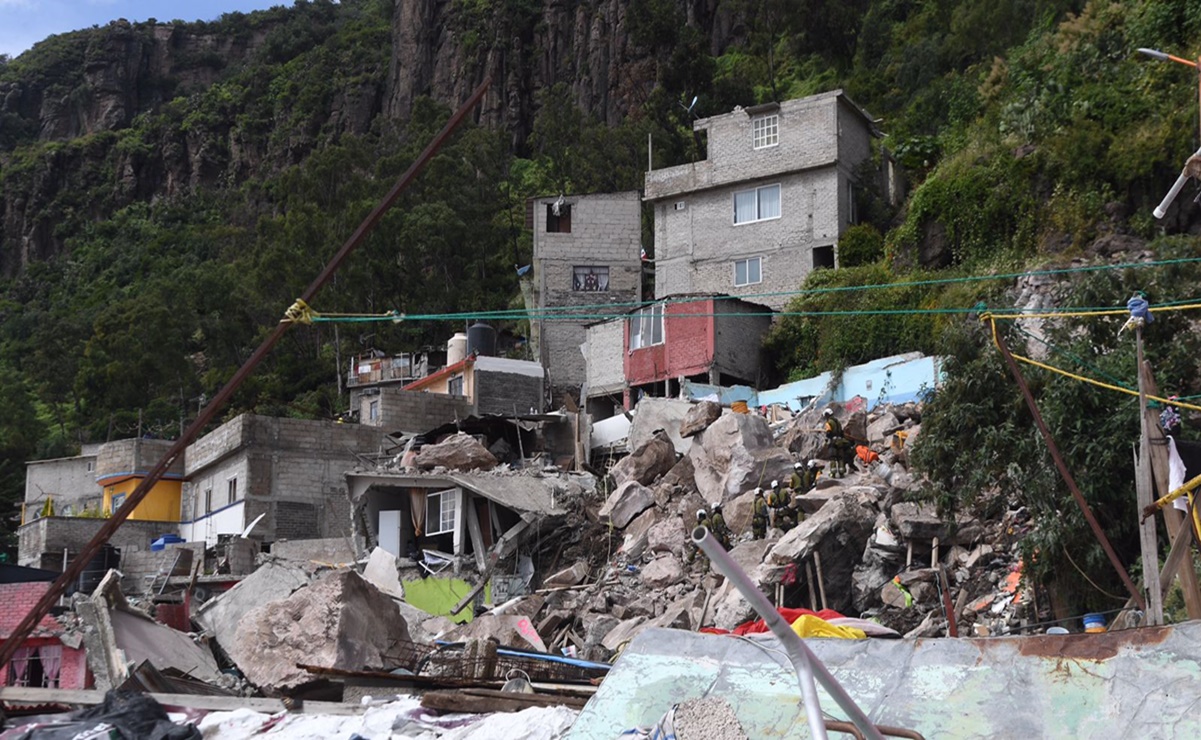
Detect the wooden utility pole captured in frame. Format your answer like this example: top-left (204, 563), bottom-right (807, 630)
top-left (1140, 360), bottom-right (1201, 618)
top-left (1134, 327), bottom-right (1164, 625)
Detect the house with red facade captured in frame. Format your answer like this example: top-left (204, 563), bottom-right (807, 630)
top-left (0, 580), bottom-right (89, 690)
top-left (583, 294), bottom-right (773, 416)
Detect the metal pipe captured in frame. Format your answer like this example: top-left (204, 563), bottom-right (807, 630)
top-left (826, 720), bottom-right (928, 740)
top-left (1153, 146), bottom-right (1201, 218)
top-left (692, 526), bottom-right (885, 740)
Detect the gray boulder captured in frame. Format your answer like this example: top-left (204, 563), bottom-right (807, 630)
top-left (599, 480), bottom-right (656, 529)
top-left (680, 401), bottom-right (722, 438)
top-left (610, 431), bottom-right (677, 487)
top-left (689, 412), bottom-right (794, 504)
top-left (414, 433), bottom-right (498, 472)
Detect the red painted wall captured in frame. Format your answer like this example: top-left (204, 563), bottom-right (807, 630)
top-left (0, 582), bottom-right (90, 689)
top-left (625, 299), bottom-right (716, 387)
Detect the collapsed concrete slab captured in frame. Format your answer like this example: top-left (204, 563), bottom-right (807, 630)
top-left (362, 547), bottom-right (405, 601)
top-left (108, 608), bottom-right (222, 684)
top-left (194, 558), bottom-right (312, 649)
top-left (688, 413), bottom-right (794, 504)
top-left (228, 570), bottom-right (411, 691)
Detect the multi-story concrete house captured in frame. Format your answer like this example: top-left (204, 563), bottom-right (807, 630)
top-left (180, 414), bottom-right (388, 546)
top-left (23, 444), bottom-right (102, 519)
top-left (529, 191), bottom-right (642, 401)
top-left (644, 91), bottom-right (879, 310)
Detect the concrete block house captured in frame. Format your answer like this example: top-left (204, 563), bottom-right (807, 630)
top-left (644, 91), bottom-right (878, 310)
top-left (529, 191), bottom-right (643, 400)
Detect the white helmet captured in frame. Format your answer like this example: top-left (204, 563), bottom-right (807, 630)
top-left (696, 509), bottom-right (707, 521)
top-left (753, 487), bottom-right (763, 495)
top-left (809, 459), bottom-right (820, 469)
top-left (823, 408), bottom-right (834, 417)
top-left (793, 461), bottom-right (803, 470)
top-left (770, 480), bottom-right (780, 489)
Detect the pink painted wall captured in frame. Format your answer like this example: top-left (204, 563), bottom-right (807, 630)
top-left (0, 582), bottom-right (90, 689)
top-left (625, 299), bottom-right (717, 388)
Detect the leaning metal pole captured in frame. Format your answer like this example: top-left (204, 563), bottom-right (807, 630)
top-left (992, 328), bottom-right (1146, 610)
top-left (0, 77), bottom-right (493, 670)
top-left (692, 526), bottom-right (886, 740)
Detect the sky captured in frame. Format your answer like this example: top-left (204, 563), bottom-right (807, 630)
top-left (0, 1), bottom-right (290, 59)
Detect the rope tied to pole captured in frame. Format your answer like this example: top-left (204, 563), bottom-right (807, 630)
top-left (281, 298), bottom-right (318, 325)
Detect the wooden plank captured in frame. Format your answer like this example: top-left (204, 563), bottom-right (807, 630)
top-left (0, 688), bottom-right (363, 715)
top-left (1141, 361), bottom-right (1201, 618)
top-left (466, 494), bottom-right (488, 573)
top-left (1134, 332), bottom-right (1164, 625)
top-left (421, 688), bottom-right (588, 714)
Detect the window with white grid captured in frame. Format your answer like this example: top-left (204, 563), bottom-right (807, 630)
top-left (752, 114), bottom-right (778, 149)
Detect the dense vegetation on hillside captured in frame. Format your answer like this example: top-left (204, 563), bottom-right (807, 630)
top-left (3, 0), bottom-right (1201, 611)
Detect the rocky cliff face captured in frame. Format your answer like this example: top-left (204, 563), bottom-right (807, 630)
top-left (385, 0), bottom-right (731, 149)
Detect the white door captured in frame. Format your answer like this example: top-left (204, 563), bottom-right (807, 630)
top-left (379, 510), bottom-right (402, 556)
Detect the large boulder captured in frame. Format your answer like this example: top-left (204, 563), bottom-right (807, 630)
top-left (228, 570), bottom-right (411, 691)
top-left (768, 488), bottom-right (879, 614)
top-left (890, 501), bottom-right (983, 544)
top-left (414, 433), bottom-right (498, 472)
top-left (679, 401), bottom-right (722, 438)
top-left (647, 517), bottom-right (687, 557)
top-left (628, 398), bottom-right (695, 454)
top-left (195, 559), bottom-right (312, 649)
top-left (640, 555), bottom-right (684, 589)
top-left (866, 411), bottom-right (902, 445)
top-left (619, 507), bottom-right (659, 559)
top-left (705, 537), bottom-right (778, 630)
top-left (610, 431), bottom-right (677, 487)
top-left (688, 412), bottom-right (794, 504)
top-left (598, 480), bottom-right (656, 529)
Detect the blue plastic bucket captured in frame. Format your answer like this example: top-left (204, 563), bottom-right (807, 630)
top-left (1082, 613), bottom-right (1107, 633)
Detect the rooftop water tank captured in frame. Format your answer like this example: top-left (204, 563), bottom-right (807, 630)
top-left (447, 333), bottom-right (469, 365)
top-left (467, 322), bottom-right (497, 357)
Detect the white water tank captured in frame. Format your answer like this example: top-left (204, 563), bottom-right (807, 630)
top-left (447, 332), bottom-right (468, 365)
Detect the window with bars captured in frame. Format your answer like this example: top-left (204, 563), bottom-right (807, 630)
top-left (733, 184), bottom-right (781, 225)
top-left (8, 645), bottom-right (63, 688)
top-left (752, 114), bottom-right (779, 149)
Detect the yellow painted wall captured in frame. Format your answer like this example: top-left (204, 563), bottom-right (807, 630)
top-left (103, 478), bottom-right (182, 521)
top-left (410, 363), bottom-right (476, 400)
top-left (403, 577), bottom-right (490, 624)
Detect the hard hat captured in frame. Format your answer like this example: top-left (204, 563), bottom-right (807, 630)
top-left (753, 487), bottom-right (762, 495)
top-left (696, 509), bottom-right (707, 520)
top-left (793, 461), bottom-right (803, 470)
top-left (823, 408), bottom-right (834, 416)
top-left (808, 459), bottom-right (820, 468)
top-left (770, 480), bottom-right (780, 489)
top-left (712, 503), bottom-right (722, 511)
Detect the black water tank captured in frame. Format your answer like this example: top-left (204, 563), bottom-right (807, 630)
top-left (467, 322), bottom-right (497, 357)
top-left (78, 544), bottom-right (121, 594)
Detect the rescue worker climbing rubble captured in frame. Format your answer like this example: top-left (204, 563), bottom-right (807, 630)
top-left (824, 408), bottom-right (852, 478)
top-left (751, 487), bottom-right (768, 540)
top-left (768, 480), bottom-right (796, 533)
top-left (791, 459), bottom-right (822, 493)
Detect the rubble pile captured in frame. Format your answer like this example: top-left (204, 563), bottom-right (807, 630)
top-left (491, 399), bottom-right (1036, 658)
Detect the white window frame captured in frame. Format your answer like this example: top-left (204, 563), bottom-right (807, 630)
top-left (368, 399), bottom-right (380, 421)
top-left (734, 257), bottom-right (762, 287)
top-left (733, 184), bottom-right (781, 225)
top-left (426, 488), bottom-right (459, 536)
top-left (752, 114), bottom-right (779, 149)
top-left (629, 303), bottom-right (665, 351)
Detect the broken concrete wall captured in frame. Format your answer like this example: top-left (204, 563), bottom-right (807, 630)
top-left (271, 536), bottom-right (363, 564)
top-left (229, 570), bottom-right (412, 691)
top-left (194, 559), bottom-right (312, 648)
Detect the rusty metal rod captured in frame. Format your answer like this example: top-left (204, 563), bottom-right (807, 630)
top-left (993, 328), bottom-right (1146, 609)
top-left (0, 77), bottom-right (493, 670)
top-left (826, 720), bottom-right (927, 740)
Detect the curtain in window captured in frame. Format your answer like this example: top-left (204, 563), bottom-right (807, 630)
top-left (651, 304), bottom-right (664, 344)
top-left (735, 261), bottom-right (748, 285)
top-left (748, 257), bottom-right (762, 283)
top-left (409, 489), bottom-right (427, 537)
top-left (758, 185), bottom-right (781, 219)
top-left (734, 190), bottom-right (757, 223)
top-left (40, 645), bottom-right (61, 687)
top-left (11, 646), bottom-right (31, 685)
